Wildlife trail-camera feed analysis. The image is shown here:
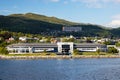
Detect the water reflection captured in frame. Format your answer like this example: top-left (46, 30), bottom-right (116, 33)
top-left (0, 59), bottom-right (120, 80)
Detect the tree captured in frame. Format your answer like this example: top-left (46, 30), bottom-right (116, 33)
top-left (86, 38), bottom-right (93, 43)
top-left (62, 38), bottom-right (75, 42)
top-left (0, 37), bottom-right (4, 43)
top-left (68, 38), bottom-right (75, 42)
top-left (46, 37), bottom-right (51, 43)
top-left (115, 42), bottom-right (120, 47)
top-left (107, 47), bottom-right (119, 54)
top-left (43, 49), bottom-right (47, 53)
top-left (0, 47), bottom-right (8, 55)
top-left (103, 41), bottom-right (115, 45)
top-left (96, 49), bottom-right (100, 54)
top-left (73, 49), bottom-right (82, 55)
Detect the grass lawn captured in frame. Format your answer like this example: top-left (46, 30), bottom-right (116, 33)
top-left (74, 52), bottom-right (116, 56)
top-left (7, 53), bottom-right (57, 56)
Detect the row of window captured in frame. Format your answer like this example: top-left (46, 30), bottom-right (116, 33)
top-left (77, 48), bottom-right (96, 50)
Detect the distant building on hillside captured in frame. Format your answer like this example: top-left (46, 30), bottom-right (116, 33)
top-left (62, 26), bottom-right (82, 32)
top-left (19, 37), bottom-right (39, 42)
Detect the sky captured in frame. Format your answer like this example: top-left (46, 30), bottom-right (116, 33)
top-left (0, 0), bottom-right (120, 28)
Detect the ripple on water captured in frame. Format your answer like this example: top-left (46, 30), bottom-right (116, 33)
top-left (1, 59), bottom-right (120, 80)
top-left (76, 67), bottom-right (120, 80)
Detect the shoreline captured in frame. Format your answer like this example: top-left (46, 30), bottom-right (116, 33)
top-left (1, 55), bottom-right (120, 59)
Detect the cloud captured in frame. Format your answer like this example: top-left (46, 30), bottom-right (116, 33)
top-left (116, 0), bottom-right (120, 2)
top-left (49, 0), bottom-right (60, 2)
top-left (71, 0), bottom-right (104, 8)
top-left (71, 0), bottom-right (120, 3)
top-left (0, 9), bottom-right (12, 13)
top-left (105, 14), bottom-right (120, 28)
top-left (112, 14), bottom-right (120, 19)
top-left (105, 20), bottom-right (120, 28)
top-left (64, 1), bottom-right (69, 4)
top-left (109, 20), bottom-right (120, 25)
top-left (46, 0), bottom-right (120, 6)
top-left (71, 0), bottom-right (120, 8)
top-left (13, 6), bottom-right (18, 9)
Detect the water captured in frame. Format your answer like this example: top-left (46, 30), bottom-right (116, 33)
top-left (0, 58), bottom-right (120, 80)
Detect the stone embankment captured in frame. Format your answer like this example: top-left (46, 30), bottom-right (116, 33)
top-left (1, 55), bottom-right (120, 59)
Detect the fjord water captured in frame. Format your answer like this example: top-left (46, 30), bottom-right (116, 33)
top-left (0, 59), bottom-right (120, 80)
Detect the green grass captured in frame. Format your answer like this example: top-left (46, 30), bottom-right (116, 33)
top-left (73, 52), bottom-right (116, 56)
top-left (82, 52), bottom-right (99, 55)
top-left (7, 53), bottom-right (57, 56)
top-left (4, 52), bottom-right (117, 57)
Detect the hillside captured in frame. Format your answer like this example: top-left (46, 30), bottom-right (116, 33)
top-left (9, 13), bottom-right (77, 25)
top-left (110, 28), bottom-right (120, 37)
top-left (0, 15), bottom-right (62, 34)
top-left (0, 13), bottom-right (115, 37)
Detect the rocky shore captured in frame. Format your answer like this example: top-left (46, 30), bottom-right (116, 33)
top-left (1, 55), bottom-right (120, 59)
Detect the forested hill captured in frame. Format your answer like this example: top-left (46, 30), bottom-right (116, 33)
top-left (9, 13), bottom-right (77, 25)
top-left (0, 15), bottom-right (62, 34)
top-left (0, 13), bottom-right (118, 37)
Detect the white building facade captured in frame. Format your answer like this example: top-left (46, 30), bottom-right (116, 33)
top-left (62, 27), bottom-right (82, 32)
top-left (57, 42), bottom-right (74, 55)
top-left (7, 42), bottom-right (107, 55)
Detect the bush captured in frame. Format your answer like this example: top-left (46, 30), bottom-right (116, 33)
top-left (115, 42), bottom-right (120, 47)
top-left (73, 49), bottom-right (82, 55)
top-left (107, 47), bottom-right (119, 54)
top-left (82, 52), bottom-right (99, 55)
top-left (0, 47), bottom-right (9, 55)
top-left (96, 49), bottom-right (100, 54)
top-left (50, 53), bottom-right (57, 56)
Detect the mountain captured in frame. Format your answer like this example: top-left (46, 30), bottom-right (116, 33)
top-left (0, 13), bottom-right (114, 37)
top-left (110, 28), bottom-right (120, 37)
top-left (9, 13), bottom-right (77, 25)
top-left (0, 14), bottom-right (62, 34)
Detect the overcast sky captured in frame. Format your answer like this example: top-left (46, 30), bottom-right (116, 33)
top-left (0, 0), bottom-right (120, 28)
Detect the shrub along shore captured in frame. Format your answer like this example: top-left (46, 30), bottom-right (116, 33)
top-left (0, 54), bottom-right (120, 59)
